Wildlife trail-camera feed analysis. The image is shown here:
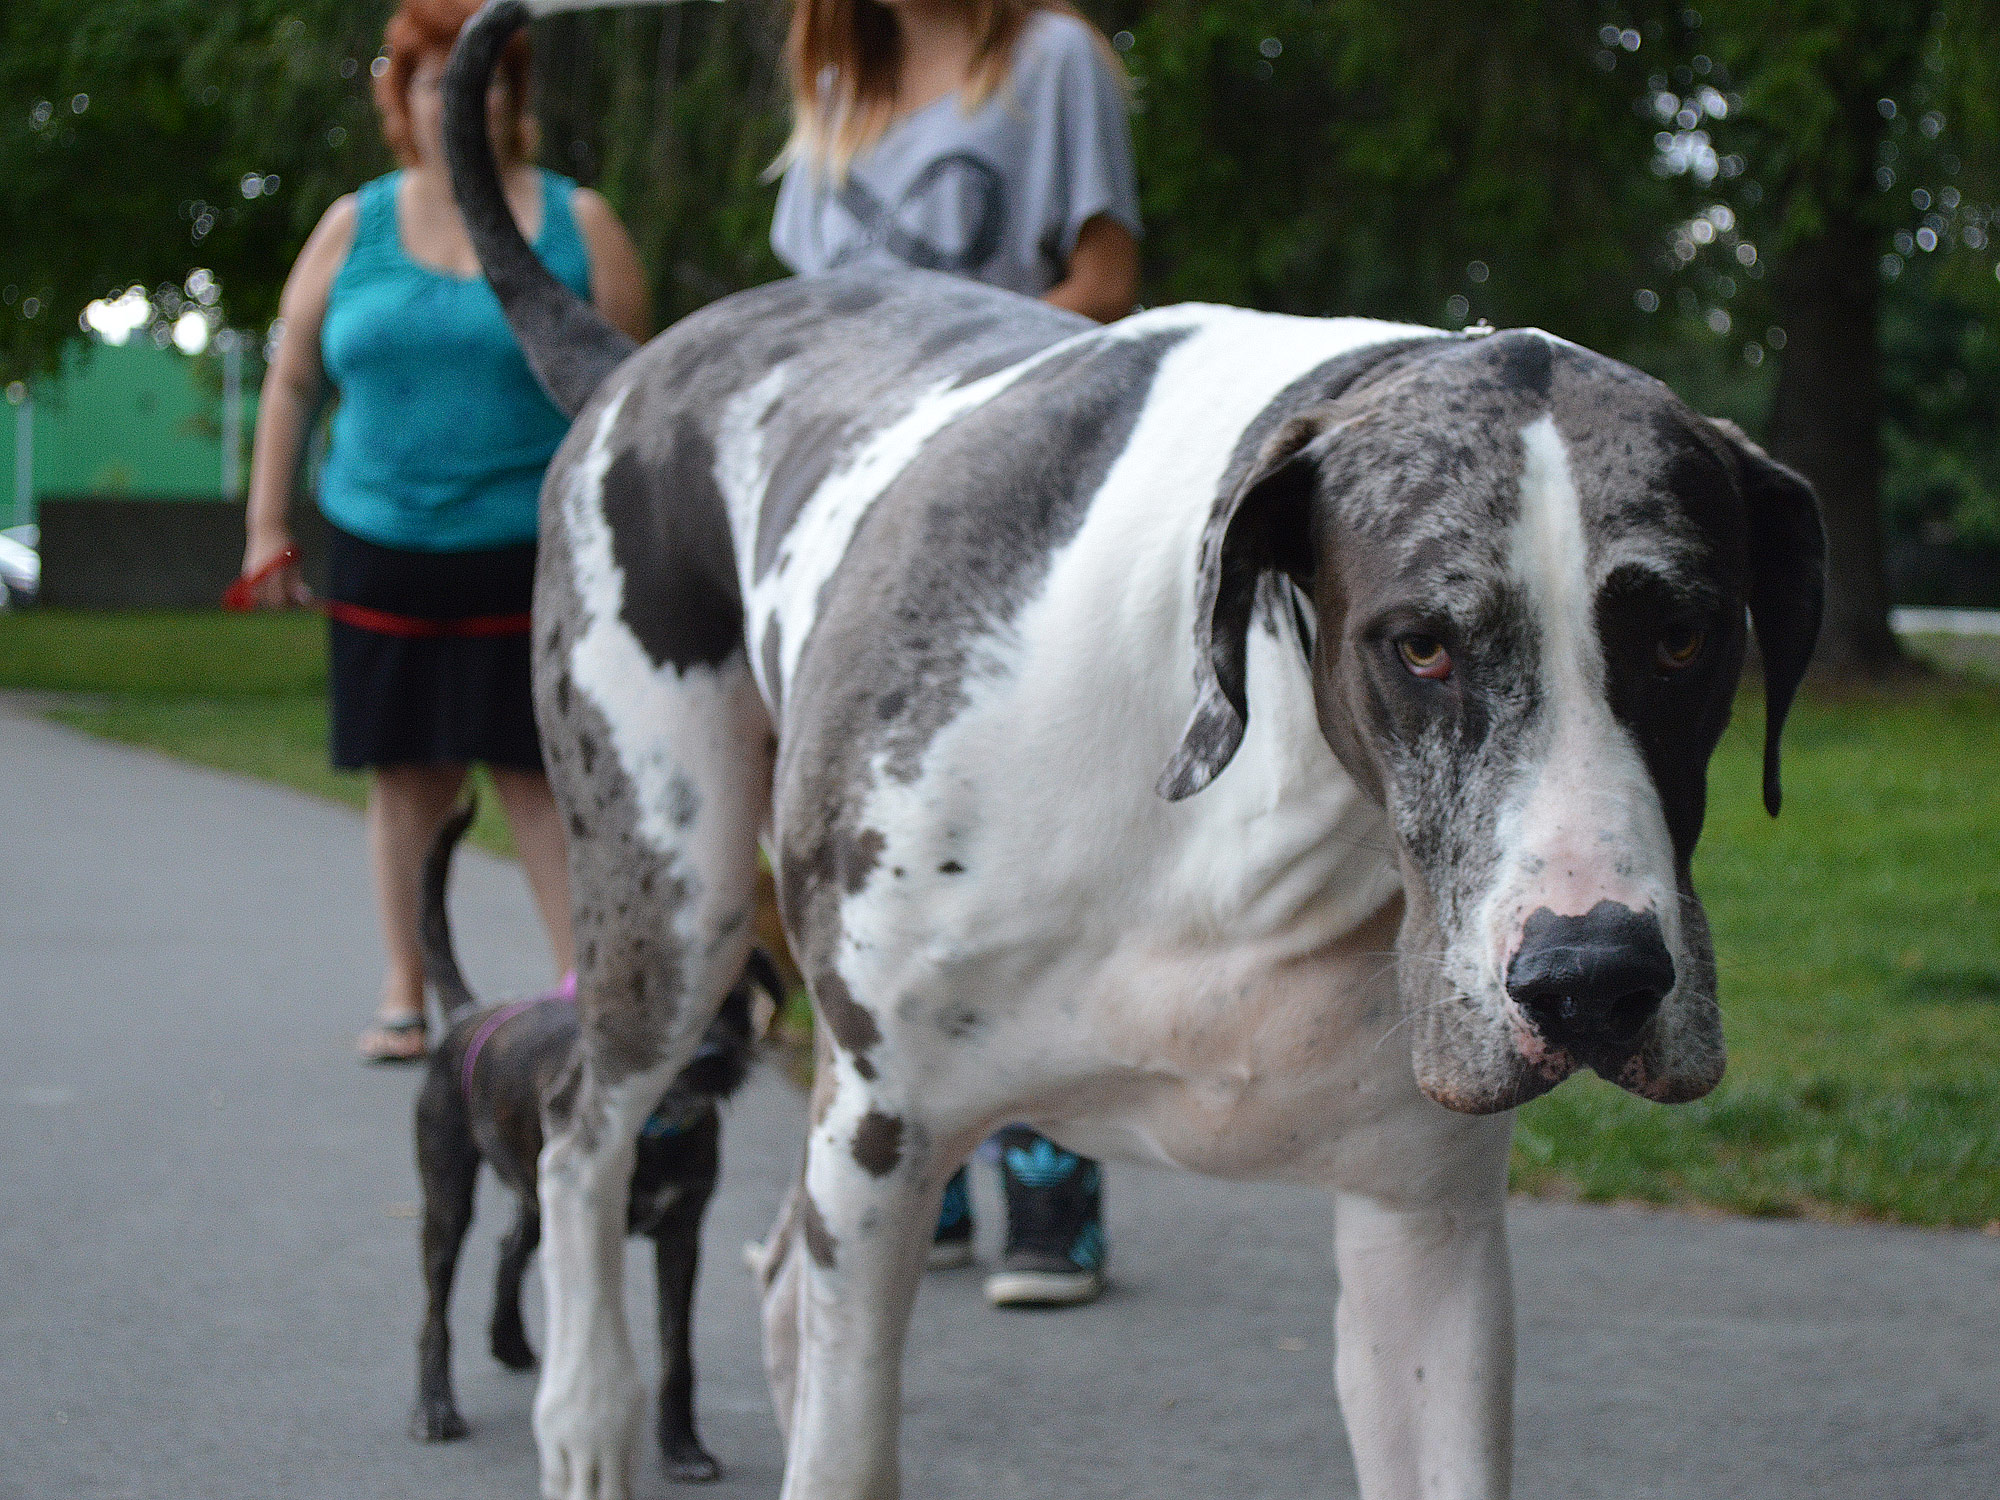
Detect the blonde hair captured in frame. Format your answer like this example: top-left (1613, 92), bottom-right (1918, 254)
top-left (782, 0), bottom-right (1112, 178)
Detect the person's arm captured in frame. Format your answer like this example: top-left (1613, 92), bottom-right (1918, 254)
top-left (573, 187), bottom-right (654, 344)
top-left (241, 194), bottom-right (358, 606)
top-left (1045, 212), bottom-right (1139, 324)
top-left (1033, 19), bottom-right (1143, 325)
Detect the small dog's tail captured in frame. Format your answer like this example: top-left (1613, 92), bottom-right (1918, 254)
top-left (420, 795), bottom-right (483, 1023)
top-left (441, 1), bottom-right (646, 419)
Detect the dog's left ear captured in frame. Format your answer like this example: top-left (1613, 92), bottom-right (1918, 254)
top-left (1158, 416), bottom-right (1323, 802)
top-left (1710, 419), bottom-right (1826, 817)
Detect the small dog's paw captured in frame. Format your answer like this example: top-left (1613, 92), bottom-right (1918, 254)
top-left (491, 1325), bottom-right (537, 1370)
top-left (663, 1439), bottom-right (721, 1484)
top-left (409, 1400), bottom-right (469, 1442)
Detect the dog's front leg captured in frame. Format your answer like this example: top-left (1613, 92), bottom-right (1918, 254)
top-left (1332, 1180), bottom-right (1515, 1500)
top-left (533, 1080), bottom-right (651, 1500)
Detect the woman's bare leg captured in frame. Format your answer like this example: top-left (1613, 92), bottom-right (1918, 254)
top-left (488, 765), bottom-right (576, 976)
top-left (362, 762), bottom-right (469, 1056)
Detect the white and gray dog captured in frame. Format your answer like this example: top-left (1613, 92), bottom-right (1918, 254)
top-left (447, 6), bottom-right (1824, 1497)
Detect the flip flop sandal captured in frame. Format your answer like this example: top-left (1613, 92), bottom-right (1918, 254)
top-left (359, 1012), bottom-right (429, 1064)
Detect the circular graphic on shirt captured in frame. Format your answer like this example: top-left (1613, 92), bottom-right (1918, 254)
top-left (835, 152), bottom-right (1007, 275)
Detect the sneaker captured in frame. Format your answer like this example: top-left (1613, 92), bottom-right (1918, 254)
top-left (984, 1128), bottom-right (1106, 1307)
top-left (929, 1166), bottom-right (974, 1270)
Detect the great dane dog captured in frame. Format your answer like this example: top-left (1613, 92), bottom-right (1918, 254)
top-left (446, 6), bottom-right (1824, 1497)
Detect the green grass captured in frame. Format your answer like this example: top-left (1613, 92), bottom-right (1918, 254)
top-left (6, 610), bottom-right (1997, 1226)
top-left (0, 607), bottom-right (329, 696)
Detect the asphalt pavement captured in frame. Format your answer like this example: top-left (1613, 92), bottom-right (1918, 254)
top-left (3, 698), bottom-right (1996, 1499)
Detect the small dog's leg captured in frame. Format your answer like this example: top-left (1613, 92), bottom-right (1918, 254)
top-left (1331, 1135), bottom-right (1515, 1500)
top-left (653, 1180), bottom-right (720, 1482)
top-left (412, 1088), bottom-right (479, 1442)
top-left (491, 1198), bottom-right (540, 1370)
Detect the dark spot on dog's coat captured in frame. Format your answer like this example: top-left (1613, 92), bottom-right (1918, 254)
top-left (800, 1192), bottom-right (838, 1268)
top-left (851, 1110), bottom-right (904, 1176)
top-left (814, 967), bottom-right (881, 1077)
top-left (1489, 330), bottom-right (1553, 399)
top-left (598, 438), bottom-right (743, 673)
top-left (937, 860), bottom-right (964, 875)
top-left (838, 828), bottom-right (885, 894)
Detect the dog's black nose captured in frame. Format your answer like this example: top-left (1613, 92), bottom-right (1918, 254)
top-left (1506, 901), bottom-right (1675, 1053)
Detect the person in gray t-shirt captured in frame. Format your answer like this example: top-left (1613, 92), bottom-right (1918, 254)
top-left (772, 4), bottom-right (1139, 320)
top-left (771, 0), bottom-right (1139, 1307)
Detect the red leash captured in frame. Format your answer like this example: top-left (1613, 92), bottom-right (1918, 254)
top-left (222, 545), bottom-right (532, 639)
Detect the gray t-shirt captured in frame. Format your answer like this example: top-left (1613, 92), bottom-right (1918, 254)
top-left (771, 11), bottom-right (1140, 298)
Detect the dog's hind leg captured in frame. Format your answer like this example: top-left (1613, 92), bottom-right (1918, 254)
top-left (490, 1197), bottom-right (540, 1371)
top-left (531, 588), bottom-right (770, 1500)
top-left (758, 1065), bottom-right (946, 1500)
top-left (411, 1074), bottom-right (478, 1442)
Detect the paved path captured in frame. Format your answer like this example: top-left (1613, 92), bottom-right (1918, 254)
top-left (3, 700), bottom-right (1996, 1499)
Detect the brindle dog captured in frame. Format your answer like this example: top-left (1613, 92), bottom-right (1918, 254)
top-left (408, 796), bottom-right (775, 1482)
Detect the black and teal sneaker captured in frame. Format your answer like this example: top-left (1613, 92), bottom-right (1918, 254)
top-left (929, 1165), bottom-right (974, 1269)
top-left (985, 1127), bottom-right (1106, 1307)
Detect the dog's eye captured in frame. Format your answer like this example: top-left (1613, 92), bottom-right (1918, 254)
top-left (1655, 626), bottom-right (1706, 672)
top-left (1397, 635), bottom-right (1453, 680)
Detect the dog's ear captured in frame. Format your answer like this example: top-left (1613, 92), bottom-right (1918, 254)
top-left (1710, 418), bottom-right (1826, 817)
top-left (1158, 416), bottom-right (1323, 802)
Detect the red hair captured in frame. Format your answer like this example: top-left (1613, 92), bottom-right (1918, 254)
top-left (374, 0), bottom-right (535, 168)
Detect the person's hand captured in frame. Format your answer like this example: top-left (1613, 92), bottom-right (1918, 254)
top-left (239, 528), bottom-right (312, 609)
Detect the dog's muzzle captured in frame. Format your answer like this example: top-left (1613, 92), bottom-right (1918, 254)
top-left (1506, 901), bottom-right (1675, 1064)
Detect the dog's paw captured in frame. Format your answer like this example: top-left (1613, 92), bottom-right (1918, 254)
top-left (491, 1324), bottom-right (537, 1371)
top-left (534, 1358), bottom-right (643, 1500)
top-left (664, 1438), bottom-right (721, 1484)
top-left (409, 1399), bottom-right (469, 1443)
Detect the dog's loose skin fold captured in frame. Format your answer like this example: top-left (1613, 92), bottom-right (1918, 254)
top-left (445, 7), bottom-right (1826, 1500)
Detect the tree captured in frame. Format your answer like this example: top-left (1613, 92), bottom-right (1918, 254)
top-left (0, 1), bottom-right (391, 383)
top-left (1678, 0), bottom-right (2000, 673)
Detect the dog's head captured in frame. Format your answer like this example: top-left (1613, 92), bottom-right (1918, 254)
top-left (1162, 330), bottom-right (1824, 1114)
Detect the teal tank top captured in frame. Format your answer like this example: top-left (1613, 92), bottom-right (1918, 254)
top-left (318, 169), bottom-right (592, 552)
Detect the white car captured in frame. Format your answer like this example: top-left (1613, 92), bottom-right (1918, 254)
top-left (0, 526), bottom-right (39, 608)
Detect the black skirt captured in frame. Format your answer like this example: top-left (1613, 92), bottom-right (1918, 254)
top-left (326, 524), bottom-right (544, 772)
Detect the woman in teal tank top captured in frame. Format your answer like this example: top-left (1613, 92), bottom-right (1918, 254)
top-left (239, 0), bottom-right (651, 1062)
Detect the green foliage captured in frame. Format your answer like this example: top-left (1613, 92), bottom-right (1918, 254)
top-left (1109, 0), bottom-right (1691, 353)
top-left (0, 0), bottom-right (391, 382)
top-left (1882, 265), bottom-right (2000, 548)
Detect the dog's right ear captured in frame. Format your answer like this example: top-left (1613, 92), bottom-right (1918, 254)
top-left (1157, 416), bottom-right (1324, 802)
top-left (1708, 418), bottom-right (1826, 817)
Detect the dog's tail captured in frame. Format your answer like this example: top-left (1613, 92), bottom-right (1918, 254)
top-left (420, 795), bottom-right (483, 1023)
top-left (442, 1), bottom-right (651, 419)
